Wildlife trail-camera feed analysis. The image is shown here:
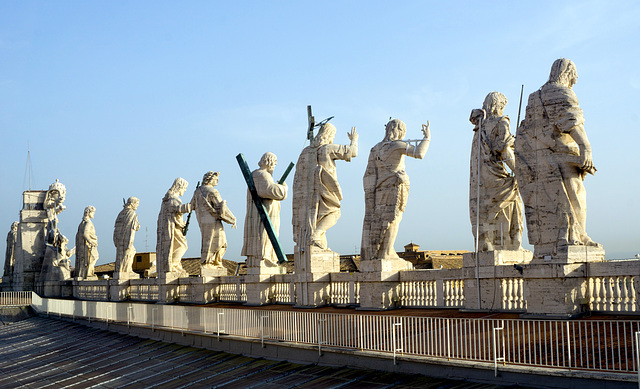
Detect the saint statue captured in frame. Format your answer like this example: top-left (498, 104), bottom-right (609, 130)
top-left (113, 196), bottom-right (141, 278)
top-left (241, 152), bottom-right (288, 268)
top-left (515, 58), bottom-right (601, 256)
top-left (469, 92), bottom-right (523, 251)
top-left (361, 119), bottom-right (430, 261)
top-left (292, 123), bottom-right (358, 250)
top-left (156, 178), bottom-right (192, 277)
top-left (190, 171), bottom-right (236, 270)
top-left (75, 206), bottom-right (99, 279)
top-left (3, 222), bottom-right (18, 278)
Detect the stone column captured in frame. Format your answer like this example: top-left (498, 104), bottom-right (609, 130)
top-left (13, 191), bottom-right (48, 292)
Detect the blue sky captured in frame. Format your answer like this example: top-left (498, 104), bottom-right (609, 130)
top-left (1, 0), bottom-right (639, 266)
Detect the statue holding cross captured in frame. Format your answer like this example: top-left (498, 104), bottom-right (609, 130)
top-left (239, 152), bottom-right (291, 273)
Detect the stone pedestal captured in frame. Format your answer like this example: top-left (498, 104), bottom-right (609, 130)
top-left (462, 250), bottom-right (533, 311)
top-left (294, 246), bottom-right (340, 307)
top-left (42, 280), bottom-right (73, 298)
top-left (157, 273), bottom-right (182, 303)
top-left (357, 258), bottom-right (413, 310)
top-left (1, 276), bottom-right (12, 292)
top-left (109, 279), bottom-right (130, 301)
top-left (244, 274), bottom-right (275, 306)
top-left (178, 277), bottom-right (208, 304)
top-left (522, 245), bottom-right (605, 318)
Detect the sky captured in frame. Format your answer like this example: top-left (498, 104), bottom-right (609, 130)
top-left (1, 0), bottom-right (639, 268)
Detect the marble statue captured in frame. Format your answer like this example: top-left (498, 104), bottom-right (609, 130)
top-left (190, 171), bottom-right (236, 270)
top-left (241, 152), bottom-right (288, 267)
top-left (292, 123), bottom-right (358, 250)
top-left (75, 206), bottom-right (99, 279)
top-left (515, 59), bottom-right (601, 257)
top-left (3, 222), bottom-right (18, 278)
top-left (40, 229), bottom-right (74, 282)
top-left (361, 119), bottom-right (431, 261)
top-left (156, 177), bottom-right (192, 278)
top-left (113, 197), bottom-right (141, 279)
top-left (44, 179), bottom-right (66, 244)
top-left (469, 92), bottom-right (523, 251)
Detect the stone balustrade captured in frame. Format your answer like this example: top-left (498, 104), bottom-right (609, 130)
top-left (35, 258), bottom-right (640, 316)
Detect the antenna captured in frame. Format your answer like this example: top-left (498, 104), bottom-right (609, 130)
top-left (145, 227), bottom-right (149, 252)
top-left (23, 142), bottom-right (33, 191)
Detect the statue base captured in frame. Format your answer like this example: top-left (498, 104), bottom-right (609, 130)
top-left (357, 258), bottom-right (412, 310)
top-left (294, 246), bottom-right (340, 307)
top-left (245, 257), bottom-right (287, 276)
top-left (1, 276), bottom-right (12, 291)
top-left (523, 263), bottom-right (590, 317)
top-left (201, 266), bottom-right (227, 278)
top-left (531, 244), bottom-right (605, 264)
top-left (244, 274), bottom-right (275, 306)
top-left (113, 272), bottom-right (140, 281)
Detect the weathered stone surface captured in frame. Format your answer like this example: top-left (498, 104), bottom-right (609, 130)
top-left (293, 245), bottom-right (339, 307)
top-left (113, 197), bottom-right (141, 280)
top-left (515, 58), bottom-right (602, 259)
top-left (469, 92), bottom-right (523, 251)
top-left (190, 171), bottom-right (236, 272)
top-left (241, 152), bottom-right (287, 274)
top-left (157, 178), bottom-right (192, 280)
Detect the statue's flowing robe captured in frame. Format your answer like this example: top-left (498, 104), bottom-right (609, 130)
top-left (360, 141), bottom-right (409, 261)
top-left (191, 186), bottom-right (235, 267)
top-left (292, 143), bottom-right (355, 247)
top-left (156, 194), bottom-right (190, 274)
top-left (469, 115), bottom-right (523, 247)
top-left (113, 207), bottom-right (140, 274)
top-left (4, 228), bottom-right (16, 278)
top-left (515, 82), bottom-right (590, 250)
top-left (75, 218), bottom-right (98, 278)
top-left (241, 169), bottom-right (287, 263)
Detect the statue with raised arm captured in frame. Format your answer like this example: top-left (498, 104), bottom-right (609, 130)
top-left (292, 123), bottom-right (358, 250)
top-left (241, 152), bottom-right (288, 268)
top-left (190, 171), bottom-right (236, 271)
top-left (113, 197), bottom-right (141, 279)
top-left (156, 178), bottom-right (192, 278)
top-left (44, 179), bottom-right (66, 245)
top-left (515, 58), bottom-right (601, 258)
top-left (361, 119), bottom-right (430, 261)
top-left (4, 222), bottom-right (18, 278)
top-left (75, 206), bottom-right (99, 279)
top-left (469, 92), bottom-right (523, 251)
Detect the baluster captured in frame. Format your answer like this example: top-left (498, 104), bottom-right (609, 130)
top-left (623, 276), bottom-right (631, 312)
top-left (614, 277), bottom-right (622, 312)
top-left (513, 278), bottom-right (521, 310)
top-left (588, 278), bottom-right (594, 310)
top-left (633, 276), bottom-right (639, 312)
top-left (607, 277), bottom-right (615, 312)
top-left (594, 277), bottom-right (602, 311)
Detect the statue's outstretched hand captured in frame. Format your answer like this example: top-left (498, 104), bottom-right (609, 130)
top-left (580, 149), bottom-right (594, 172)
top-left (421, 121), bottom-right (430, 140)
top-left (347, 127), bottom-right (358, 142)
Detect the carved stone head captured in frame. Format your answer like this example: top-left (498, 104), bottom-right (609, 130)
top-left (202, 171), bottom-right (220, 186)
top-left (313, 123), bottom-right (336, 147)
top-left (258, 152), bottom-right (278, 173)
top-left (548, 58), bottom-right (578, 88)
top-left (384, 119), bottom-right (406, 142)
top-left (482, 92), bottom-right (508, 117)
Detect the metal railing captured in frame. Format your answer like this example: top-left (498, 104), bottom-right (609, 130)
top-left (29, 295), bottom-right (640, 376)
top-left (0, 291), bottom-right (32, 306)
